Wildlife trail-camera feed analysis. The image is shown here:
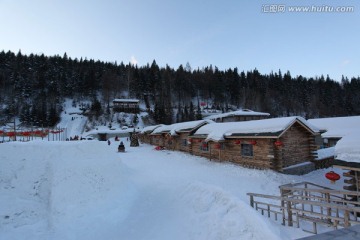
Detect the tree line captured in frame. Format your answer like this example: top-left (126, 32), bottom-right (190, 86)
top-left (0, 50), bottom-right (359, 126)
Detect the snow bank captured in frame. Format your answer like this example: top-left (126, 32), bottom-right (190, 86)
top-left (180, 182), bottom-right (283, 240)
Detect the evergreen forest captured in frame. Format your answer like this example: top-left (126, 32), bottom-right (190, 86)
top-left (1, 50), bottom-right (359, 127)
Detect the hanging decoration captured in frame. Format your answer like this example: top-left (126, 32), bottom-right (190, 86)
top-left (325, 171), bottom-right (341, 184)
top-left (6, 132), bottom-right (15, 137)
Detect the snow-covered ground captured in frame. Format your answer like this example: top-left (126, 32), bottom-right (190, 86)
top-left (0, 101), bottom-right (351, 239)
top-left (0, 138), bottom-right (345, 240)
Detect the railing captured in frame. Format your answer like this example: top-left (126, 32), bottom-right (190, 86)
top-left (247, 182), bottom-right (360, 234)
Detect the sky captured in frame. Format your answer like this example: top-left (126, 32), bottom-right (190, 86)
top-left (0, 0), bottom-right (359, 81)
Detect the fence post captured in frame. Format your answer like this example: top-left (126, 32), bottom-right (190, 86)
top-left (287, 201), bottom-right (293, 226)
top-left (344, 210), bottom-right (350, 228)
top-left (250, 195), bottom-right (254, 208)
top-left (281, 199), bottom-right (286, 225)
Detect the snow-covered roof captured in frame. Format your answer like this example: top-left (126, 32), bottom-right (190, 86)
top-left (315, 147), bottom-right (335, 160)
top-left (335, 130), bottom-right (360, 163)
top-left (203, 109), bottom-right (270, 120)
top-left (113, 98), bottom-right (140, 103)
top-left (194, 116), bottom-right (320, 142)
top-left (151, 120), bottom-right (213, 136)
top-left (308, 116), bottom-right (360, 138)
top-left (141, 124), bottom-right (163, 134)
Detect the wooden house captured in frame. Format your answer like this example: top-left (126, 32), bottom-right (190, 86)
top-left (150, 124), bottom-right (176, 150)
top-left (113, 99), bottom-right (140, 113)
top-left (150, 120), bottom-right (213, 151)
top-left (191, 117), bottom-right (320, 174)
top-left (203, 109), bottom-right (270, 123)
top-left (139, 125), bottom-right (163, 144)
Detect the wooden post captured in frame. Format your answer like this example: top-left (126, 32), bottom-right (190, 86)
top-left (250, 195), bottom-right (254, 208)
top-left (281, 201), bottom-right (286, 226)
top-left (326, 193), bottom-right (332, 223)
top-left (344, 210), bottom-right (350, 228)
top-left (287, 201), bottom-right (293, 226)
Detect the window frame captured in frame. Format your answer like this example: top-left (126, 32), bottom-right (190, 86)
top-left (241, 143), bottom-right (253, 157)
top-left (200, 142), bottom-right (209, 151)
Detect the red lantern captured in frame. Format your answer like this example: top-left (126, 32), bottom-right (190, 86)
top-left (325, 171), bottom-right (340, 184)
top-left (7, 132), bottom-right (15, 137)
top-left (250, 140), bottom-right (257, 145)
top-left (274, 140), bottom-right (283, 147)
top-left (188, 138), bottom-right (193, 143)
top-left (198, 139), bottom-right (202, 143)
top-left (22, 131), bottom-right (30, 137)
top-left (215, 143), bottom-right (221, 149)
top-left (234, 140), bottom-right (241, 145)
top-left (200, 102), bottom-right (206, 106)
top-left (34, 130), bottom-right (42, 135)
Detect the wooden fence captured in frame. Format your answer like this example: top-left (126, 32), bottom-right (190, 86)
top-left (247, 182), bottom-right (360, 234)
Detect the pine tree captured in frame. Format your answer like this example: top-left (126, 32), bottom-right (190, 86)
top-left (196, 104), bottom-right (203, 120)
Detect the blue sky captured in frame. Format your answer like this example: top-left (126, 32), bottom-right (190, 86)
top-left (1, 0), bottom-right (359, 80)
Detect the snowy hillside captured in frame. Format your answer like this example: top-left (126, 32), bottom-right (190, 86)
top-left (0, 137), bottom-right (344, 240)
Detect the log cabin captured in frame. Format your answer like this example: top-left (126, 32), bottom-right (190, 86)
top-left (149, 120), bottom-right (213, 151)
top-left (139, 124), bottom-right (163, 144)
top-left (191, 116), bottom-right (320, 174)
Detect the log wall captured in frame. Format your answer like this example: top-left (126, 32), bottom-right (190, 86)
top-left (281, 122), bottom-right (317, 169)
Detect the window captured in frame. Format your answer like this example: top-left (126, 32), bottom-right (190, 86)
top-left (220, 143), bottom-right (225, 150)
top-left (200, 142), bottom-right (209, 151)
top-left (241, 144), bottom-right (253, 157)
top-left (181, 139), bottom-right (187, 147)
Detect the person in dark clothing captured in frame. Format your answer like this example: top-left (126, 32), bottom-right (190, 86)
top-left (118, 141), bottom-right (125, 152)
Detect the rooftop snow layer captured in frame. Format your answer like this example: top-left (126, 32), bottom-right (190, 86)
top-left (335, 130), bottom-right (360, 163)
top-left (141, 124), bottom-right (163, 134)
top-left (315, 147), bottom-right (335, 160)
top-left (113, 98), bottom-right (140, 103)
top-left (152, 120), bottom-right (213, 135)
top-left (308, 116), bottom-right (360, 138)
top-left (194, 116), bottom-right (319, 142)
top-left (203, 109), bottom-right (270, 120)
